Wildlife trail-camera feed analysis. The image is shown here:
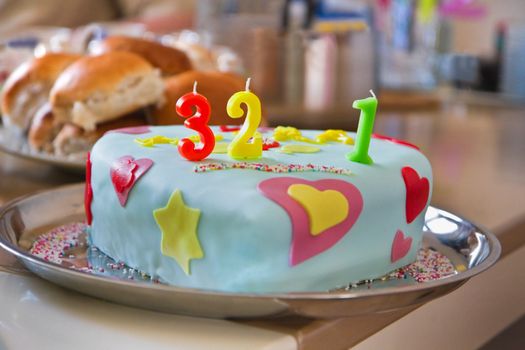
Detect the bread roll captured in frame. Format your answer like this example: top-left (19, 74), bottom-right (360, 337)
top-left (1, 53), bottom-right (81, 131)
top-left (96, 36), bottom-right (192, 77)
top-left (153, 70), bottom-right (250, 126)
top-left (28, 103), bottom-right (62, 152)
top-left (171, 41), bottom-right (215, 71)
top-left (50, 51), bottom-right (164, 131)
top-left (52, 114), bottom-right (147, 157)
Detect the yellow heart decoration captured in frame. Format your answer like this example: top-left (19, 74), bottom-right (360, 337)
top-left (288, 184), bottom-right (349, 236)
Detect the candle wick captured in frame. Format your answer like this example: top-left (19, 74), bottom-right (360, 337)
top-left (245, 77), bottom-right (252, 92)
top-left (193, 81), bottom-right (198, 94)
top-left (369, 89), bottom-right (376, 99)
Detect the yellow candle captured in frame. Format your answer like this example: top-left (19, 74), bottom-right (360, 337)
top-left (227, 78), bottom-right (263, 159)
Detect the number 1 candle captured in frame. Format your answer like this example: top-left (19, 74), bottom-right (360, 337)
top-left (347, 90), bottom-right (378, 165)
top-left (176, 81), bottom-right (215, 161)
top-left (227, 78), bottom-right (263, 160)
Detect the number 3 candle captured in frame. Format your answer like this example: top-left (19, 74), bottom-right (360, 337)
top-left (347, 90), bottom-right (378, 165)
top-left (227, 78), bottom-right (263, 160)
top-left (176, 82), bottom-right (215, 161)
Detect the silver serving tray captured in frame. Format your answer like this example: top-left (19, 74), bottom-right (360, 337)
top-left (0, 125), bottom-right (85, 171)
top-left (0, 183), bottom-right (500, 319)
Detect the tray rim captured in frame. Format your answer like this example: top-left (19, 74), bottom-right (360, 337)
top-left (0, 125), bottom-right (85, 171)
top-left (0, 183), bottom-right (502, 301)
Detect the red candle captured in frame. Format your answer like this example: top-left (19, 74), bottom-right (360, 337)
top-left (176, 82), bottom-right (215, 161)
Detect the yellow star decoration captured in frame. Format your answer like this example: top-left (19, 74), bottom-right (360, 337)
top-left (134, 135), bottom-right (179, 148)
top-left (153, 190), bottom-right (203, 275)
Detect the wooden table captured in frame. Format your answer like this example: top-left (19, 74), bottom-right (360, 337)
top-left (1, 101), bottom-right (525, 349)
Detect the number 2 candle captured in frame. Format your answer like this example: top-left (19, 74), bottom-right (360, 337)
top-left (347, 90), bottom-right (378, 165)
top-left (176, 82), bottom-right (215, 161)
top-left (227, 78), bottom-right (263, 160)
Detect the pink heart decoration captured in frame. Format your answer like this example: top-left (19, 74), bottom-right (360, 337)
top-left (402, 166), bottom-right (430, 224)
top-left (110, 156), bottom-right (153, 206)
top-left (258, 177), bottom-right (363, 266)
top-left (107, 126), bottom-right (151, 135)
top-left (391, 230), bottom-right (412, 263)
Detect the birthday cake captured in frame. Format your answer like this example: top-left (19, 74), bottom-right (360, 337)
top-left (86, 124), bottom-right (432, 293)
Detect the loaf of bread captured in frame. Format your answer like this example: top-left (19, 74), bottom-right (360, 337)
top-left (50, 51), bottom-right (164, 131)
top-left (95, 36), bottom-right (192, 77)
top-left (4, 40), bottom-right (256, 158)
top-left (28, 103), bottom-right (61, 152)
top-left (1, 53), bottom-right (81, 131)
top-left (52, 114), bottom-right (148, 157)
top-left (153, 70), bottom-right (249, 126)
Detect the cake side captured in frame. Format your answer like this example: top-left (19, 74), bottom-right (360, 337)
top-left (88, 126), bottom-right (432, 293)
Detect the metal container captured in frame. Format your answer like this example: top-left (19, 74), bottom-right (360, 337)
top-left (0, 184), bottom-right (501, 319)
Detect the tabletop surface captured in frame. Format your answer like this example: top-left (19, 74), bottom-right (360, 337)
top-left (1, 100), bottom-right (525, 349)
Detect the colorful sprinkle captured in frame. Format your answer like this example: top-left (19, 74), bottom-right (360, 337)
top-left (29, 223), bottom-right (456, 289)
top-left (193, 162), bottom-right (353, 176)
top-left (29, 223), bottom-right (86, 265)
top-left (336, 248), bottom-right (455, 290)
top-left (392, 248), bottom-right (455, 283)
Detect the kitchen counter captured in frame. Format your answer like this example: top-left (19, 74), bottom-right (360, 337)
top-left (1, 102), bottom-right (524, 349)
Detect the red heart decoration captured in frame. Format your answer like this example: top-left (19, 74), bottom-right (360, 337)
top-left (84, 152), bottom-right (93, 225)
top-left (262, 138), bottom-right (280, 151)
top-left (112, 158), bottom-right (137, 193)
top-left (391, 230), bottom-right (412, 263)
top-left (402, 166), bottom-right (430, 224)
top-left (373, 133), bottom-right (420, 151)
top-left (110, 156), bottom-right (153, 206)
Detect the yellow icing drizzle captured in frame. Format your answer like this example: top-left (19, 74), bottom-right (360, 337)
top-left (273, 126), bottom-right (354, 146)
top-left (280, 144), bottom-right (321, 154)
top-left (135, 135), bottom-right (179, 147)
top-left (135, 134), bottom-right (223, 148)
top-left (273, 126), bottom-right (319, 144)
top-left (316, 129), bottom-right (354, 145)
top-left (212, 142), bottom-right (229, 154)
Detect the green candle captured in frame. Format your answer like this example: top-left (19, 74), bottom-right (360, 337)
top-left (347, 90), bottom-right (378, 165)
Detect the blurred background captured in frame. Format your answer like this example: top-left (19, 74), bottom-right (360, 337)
top-left (0, 1), bottom-right (524, 349)
top-left (1, 0), bottom-right (524, 129)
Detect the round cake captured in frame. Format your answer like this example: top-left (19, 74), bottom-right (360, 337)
top-left (87, 125), bottom-right (432, 293)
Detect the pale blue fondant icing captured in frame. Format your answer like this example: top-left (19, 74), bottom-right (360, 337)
top-left (89, 126), bottom-right (433, 293)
